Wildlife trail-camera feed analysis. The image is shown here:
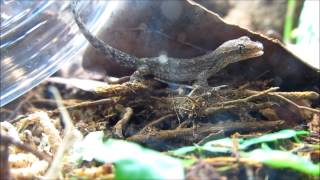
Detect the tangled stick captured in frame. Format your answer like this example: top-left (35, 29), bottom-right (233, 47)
top-left (205, 102), bottom-right (275, 116)
top-left (50, 98), bottom-right (120, 116)
top-left (243, 89), bottom-right (320, 113)
top-left (210, 87), bottom-right (279, 107)
top-left (128, 120), bottom-right (284, 145)
top-left (0, 137), bottom-right (9, 179)
top-left (138, 114), bottom-right (176, 134)
top-left (0, 135), bottom-right (51, 162)
top-left (244, 90), bottom-right (319, 100)
top-left (44, 87), bottom-right (82, 179)
top-left (95, 81), bottom-right (156, 98)
top-left (205, 87), bottom-right (319, 115)
top-left (271, 94), bottom-right (320, 113)
top-left (114, 107), bottom-right (134, 138)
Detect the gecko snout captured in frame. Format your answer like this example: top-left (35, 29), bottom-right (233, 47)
top-left (239, 38), bottom-right (264, 58)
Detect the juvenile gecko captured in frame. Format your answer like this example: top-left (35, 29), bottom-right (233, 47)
top-left (71, 1), bottom-right (264, 86)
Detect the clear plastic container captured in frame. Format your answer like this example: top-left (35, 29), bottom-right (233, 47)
top-left (0, 0), bottom-right (109, 106)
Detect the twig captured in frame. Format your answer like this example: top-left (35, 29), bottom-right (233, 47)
top-left (0, 135), bottom-right (51, 162)
top-left (205, 87), bottom-right (279, 112)
top-left (177, 119), bottom-right (192, 129)
top-left (0, 138), bottom-right (10, 180)
top-left (238, 88), bottom-right (320, 113)
top-left (138, 114), bottom-right (175, 134)
top-left (7, 92), bottom-right (34, 121)
top-left (244, 90), bottom-right (319, 100)
top-left (186, 0), bottom-right (219, 17)
top-left (50, 98), bottom-right (119, 116)
top-left (205, 102), bottom-right (275, 116)
top-left (0, 108), bottom-right (13, 114)
top-left (114, 107), bottom-right (134, 138)
top-left (271, 94), bottom-right (320, 113)
top-left (128, 120), bottom-right (284, 145)
top-left (44, 87), bottom-right (82, 179)
top-left (203, 157), bottom-right (262, 167)
top-left (31, 98), bottom-right (79, 109)
top-left (37, 112), bottom-right (62, 154)
top-left (94, 81), bottom-right (149, 97)
top-left (173, 99), bottom-right (182, 125)
top-left (207, 87), bottom-right (279, 109)
top-left (197, 130), bottom-right (225, 145)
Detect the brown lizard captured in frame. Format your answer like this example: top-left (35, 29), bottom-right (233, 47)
top-left (71, 1), bottom-right (264, 86)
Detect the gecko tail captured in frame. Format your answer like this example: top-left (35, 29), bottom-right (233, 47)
top-left (71, 0), bottom-right (140, 68)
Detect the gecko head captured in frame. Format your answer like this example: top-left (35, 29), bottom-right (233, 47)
top-left (218, 36), bottom-right (264, 63)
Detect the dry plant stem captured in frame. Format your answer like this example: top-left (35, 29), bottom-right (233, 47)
top-left (0, 108), bottom-right (13, 124)
top-left (44, 87), bottom-right (81, 179)
top-left (31, 98), bottom-right (78, 109)
top-left (177, 120), bottom-right (192, 129)
top-left (203, 157), bottom-right (262, 167)
top-left (244, 90), bottom-right (319, 100)
top-left (1, 108), bottom-right (13, 114)
top-left (197, 130), bottom-right (225, 145)
top-left (128, 120), bottom-right (284, 144)
top-left (64, 98), bottom-right (118, 109)
top-left (0, 139), bottom-right (10, 180)
top-left (50, 98), bottom-right (118, 116)
top-left (37, 112), bottom-right (62, 154)
top-left (72, 163), bottom-right (114, 179)
top-left (213, 87), bottom-right (279, 107)
top-left (241, 89), bottom-right (319, 113)
top-left (186, 0), bottom-right (216, 16)
top-left (231, 134), bottom-right (241, 160)
top-left (271, 94), bottom-right (320, 113)
top-left (205, 102), bottom-right (275, 116)
top-left (7, 92), bottom-right (34, 121)
top-left (0, 135), bottom-right (51, 162)
top-left (138, 114), bottom-right (175, 134)
top-left (95, 82), bottom-right (149, 97)
top-left (114, 107), bottom-right (134, 138)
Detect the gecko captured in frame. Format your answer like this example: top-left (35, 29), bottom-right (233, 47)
top-left (71, 1), bottom-right (264, 87)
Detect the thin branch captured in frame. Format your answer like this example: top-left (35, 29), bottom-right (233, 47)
top-left (209, 87), bottom-right (279, 107)
top-left (50, 98), bottom-right (119, 116)
top-left (128, 120), bottom-right (284, 144)
top-left (272, 94), bottom-right (320, 113)
top-left (0, 135), bottom-right (51, 162)
top-left (244, 90), bottom-right (319, 100)
top-left (0, 139), bottom-right (10, 179)
top-left (114, 107), bottom-right (134, 138)
top-left (44, 87), bottom-right (82, 179)
top-left (138, 114), bottom-right (175, 134)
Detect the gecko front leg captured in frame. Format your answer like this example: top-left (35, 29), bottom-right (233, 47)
top-left (194, 70), bottom-right (209, 87)
top-left (189, 70), bottom-right (227, 96)
top-left (130, 65), bottom-right (151, 82)
top-left (188, 71), bottom-right (209, 96)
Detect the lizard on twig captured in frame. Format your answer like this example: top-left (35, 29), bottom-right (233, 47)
top-left (71, 1), bottom-right (264, 86)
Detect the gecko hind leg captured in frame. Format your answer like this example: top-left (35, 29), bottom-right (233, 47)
top-left (129, 65), bottom-right (151, 83)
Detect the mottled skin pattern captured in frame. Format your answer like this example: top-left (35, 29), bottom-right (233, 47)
top-left (71, 1), bottom-right (264, 86)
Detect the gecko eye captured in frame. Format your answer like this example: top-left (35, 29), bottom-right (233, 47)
top-left (238, 44), bottom-right (245, 54)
